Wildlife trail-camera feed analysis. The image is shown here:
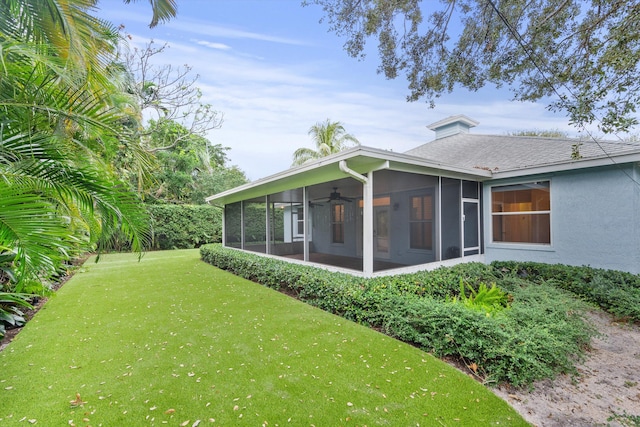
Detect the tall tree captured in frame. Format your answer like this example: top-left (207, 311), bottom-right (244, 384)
top-left (292, 119), bottom-right (360, 166)
top-left (109, 40), bottom-right (224, 196)
top-left (306, 0), bottom-right (640, 133)
top-left (122, 40), bottom-right (223, 154)
top-left (141, 120), bottom-right (239, 204)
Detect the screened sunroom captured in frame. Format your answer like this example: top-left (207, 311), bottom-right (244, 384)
top-left (206, 147), bottom-right (490, 277)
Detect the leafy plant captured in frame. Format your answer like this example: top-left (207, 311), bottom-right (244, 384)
top-left (452, 279), bottom-right (510, 316)
top-left (0, 292), bottom-right (33, 338)
top-left (0, 250), bottom-right (17, 284)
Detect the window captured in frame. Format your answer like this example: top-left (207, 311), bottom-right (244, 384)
top-left (331, 203), bottom-right (344, 243)
top-left (409, 194), bottom-right (433, 250)
top-left (492, 181), bottom-right (550, 244)
top-left (296, 207), bottom-right (304, 236)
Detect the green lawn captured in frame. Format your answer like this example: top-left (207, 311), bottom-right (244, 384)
top-left (0, 250), bottom-right (527, 426)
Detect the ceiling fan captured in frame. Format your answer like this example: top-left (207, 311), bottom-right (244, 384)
top-left (312, 187), bottom-right (354, 204)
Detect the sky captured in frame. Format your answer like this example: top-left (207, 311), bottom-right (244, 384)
top-left (98, 0), bottom-right (594, 181)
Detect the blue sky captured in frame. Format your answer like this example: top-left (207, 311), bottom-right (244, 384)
top-left (98, 0), bottom-right (589, 180)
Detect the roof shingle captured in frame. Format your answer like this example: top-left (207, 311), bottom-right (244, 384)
top-left (405, 133), bottom-right (640, 172)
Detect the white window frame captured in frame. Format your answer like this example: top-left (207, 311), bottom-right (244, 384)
top-left (490, 180), bottom-right (552, 246)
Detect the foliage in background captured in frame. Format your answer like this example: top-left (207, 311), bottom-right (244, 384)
top-left (508, 129), bottom-right (571, 138)
top-left (223, 203), bottom-right (284, 246)
top-left (0, 292), bottom-right (32, 338)
top-left (200, 244), bottom-right (598, 386)
top-left (148, 204), bottom-right (222, 249)
top-left (307, 0), bottom-right (640, 133)
top-left (138, 119), bottom-right (246, 204)
top-left (99, 204), bottom-right (227, 252)
top-left (187, 166), bottom-right (247, 205)
top-left (122, 39), bottom-right (222, 152)
top-left (108, 41), bottom-right (247, 205)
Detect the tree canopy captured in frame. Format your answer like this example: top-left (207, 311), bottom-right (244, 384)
top-left (307, 0), bottom-right (640, 133)
top-left (142, 119), bottom-right (247, 204)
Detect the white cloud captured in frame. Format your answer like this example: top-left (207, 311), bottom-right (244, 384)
top-left (192, 39), bottom-right (232, 50)
top-left (107, 2), bottom-right (601, 182)
top-left (165, 20), bottom-right (311, 46)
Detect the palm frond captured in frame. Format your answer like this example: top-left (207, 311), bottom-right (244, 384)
top-left (0, 185), bottom-right (77, 289)
top-left (122, 0), bottom-right (177, 28)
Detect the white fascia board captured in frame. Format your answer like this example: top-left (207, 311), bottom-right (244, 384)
top-left (491, 151), bottom-right (640, 179)
top-left (427, 114), bottom-right (479, 130)
top-left (205, 146), bottom-right (491, 205)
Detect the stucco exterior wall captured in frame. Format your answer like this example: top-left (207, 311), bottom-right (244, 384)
top-left (483, 164), bottom-right (640, 274)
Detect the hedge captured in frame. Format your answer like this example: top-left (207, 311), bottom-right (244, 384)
top-left (149, 204), bottom-right (222, 250)
top-left (200, 244), bottom-right (597, 387)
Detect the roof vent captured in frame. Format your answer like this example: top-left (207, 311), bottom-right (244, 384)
top-left (427, 115), bottom-right (479, 140)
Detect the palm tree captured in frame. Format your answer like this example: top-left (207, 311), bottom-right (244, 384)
top-left (292, 119), bottom-right (360, 166)
top-left (0, 0), bottom-right (176, 298)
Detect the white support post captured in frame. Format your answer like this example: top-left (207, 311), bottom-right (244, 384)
top-left (362, 173), bottom-right (374, 276)
top-left (339, 160), bottom-right (372, 275)
top-left (240, 201), bottom-right (245, 250)
top-left (436, 176), bottom-right (442, 261)
top-left (265, 195), bottom-right (271, 254)
top-left (221, 205), bottom-right (226, 247)
top-left (303, 186), bottom-right (309, 262)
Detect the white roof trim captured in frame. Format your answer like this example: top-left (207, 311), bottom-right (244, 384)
top-left (427, 114), bottom-right (479, 130)
top-left (205, 146), bottom-right (491, 205)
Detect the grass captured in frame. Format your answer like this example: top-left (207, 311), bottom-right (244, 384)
top-left (0, 250), bottom-right (527, 426)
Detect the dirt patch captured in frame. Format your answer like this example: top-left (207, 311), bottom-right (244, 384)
top-left (493, 310), bottom-right (640, 426)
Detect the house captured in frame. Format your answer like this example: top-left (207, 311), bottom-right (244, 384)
top-left (206, 115), bottom-right (640, 276)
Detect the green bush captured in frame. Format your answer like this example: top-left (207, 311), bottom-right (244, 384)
top-left (149, 204), bottom-right (222, 250)
top-left (492, 261), bottom-right (640, 322)
top-left (200, 244), bottom-right (597, 387)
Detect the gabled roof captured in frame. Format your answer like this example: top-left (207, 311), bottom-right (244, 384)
top-left (405, 133), bottom-right (640, 177)
top-left (205, 146), bottom-right (491, 205)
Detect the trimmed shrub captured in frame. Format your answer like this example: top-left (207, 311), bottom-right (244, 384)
top-left (149, 204), bottom-right (222, 250)
top-left (200, 244), bottom-right (597, 387)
